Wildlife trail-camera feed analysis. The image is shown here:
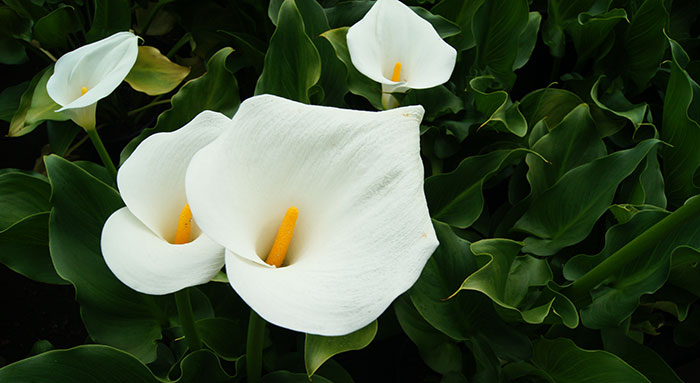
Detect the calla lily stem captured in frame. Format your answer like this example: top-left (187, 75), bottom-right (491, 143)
top-left (246, 310), bottom-right (266, 383)
top-left (85, 127), bottom-right (118, 180)
top-left (564, 195), bottom-right (700, 305)
top-left (175, 288), bottom-right (202, 351)
top-left (127, 99), bottom-right (172, 116)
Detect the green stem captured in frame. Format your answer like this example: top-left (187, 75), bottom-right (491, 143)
top-left (246, 310), bottom-right (266, 383)
top-left (564, 196), bottom-right (700, 304)
top-left (175, 289), bottom-right (202, 351)
top-left (167, 32), bottom-right (191, 59)
top-left (85, 127), bottom-right (117, 180)
top-left (431, 157), bottom-right (443, 176)
top-left (127, 99), bottom-right (172, 116)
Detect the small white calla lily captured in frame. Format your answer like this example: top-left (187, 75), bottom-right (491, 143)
top-left (185, 94), bottom-right (439, 336)
top-left (100, 111), bottom-right (229, 295)
top-left (46, 31), bottom-right (138, 129)
top-left (346, 0), bottom-right (457, 108)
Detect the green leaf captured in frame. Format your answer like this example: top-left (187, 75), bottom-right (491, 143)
top-left (0, 81), bottom-right (28, 122)
top-left (668, 246), bottom-right (700, 297)
top-left (514, 139), bottom-right (660, 256)
top-left (566, 9), bottom-right (629, 65)
top-left (660, 34), bottom-right (700, 205)
top-left (0, 171), bottom-right (65, 284)
top-left (32, 5), bottom-right (81, 50)
top-left (519, 87), bottom-right (584, 129)
top-left (624, 0), bottom-right (669, 92)
top-left (120, 47), bottom-right (240, 163)
top-left (125, 46), bottom-right (191, 96)
top-left (591, 76), bottom-right (648, 129)
top-left (9, 66), bottom-right (69, 137)
top-left (513, 12), bottom-right (542, 70)
top-left (542, 0), bottom-right (599, 57)
top-left (0, 6), bottom-right (31, 65)
top-left (469, 76), bottom-right (527, 137)
top-left (304, 321), bottom-right (377, 377)
top-left (409, 222), bottom-right (533, 361)
top-left (255, 0), bottom-right (321, 104)
top-left (47, 120), bottom-right (81, 156)
top-left (196, 317), bottom-right (245, 360)
top-left (432, 0), bottom-right (486, 50)
top-left (404, 85), bottom-right (463, 121)
top-left (602, 328), bottom-right (684, 383)
top-left (526, 104), bottom-right (606, 198)
top-left (426, 148), bottom-right (534, 228)
top-left (529, 338), bottom-right (649, 382)
top-left (394, 295), bottom-right (463, 375)
top-left (322, 27), bottom-right (382, 109)
top-left (565, 204), bottom-right (700, 328)
top-left (45, 155), bottom-right (168, 362)
top-left (85, 0), bottom-right (131, 43)
top-left (472, 0), bottom-right (529, 88)
top-left (458, 239), bottom-right (578, 327)
top-left (0, 345), bottom-right (232, 383)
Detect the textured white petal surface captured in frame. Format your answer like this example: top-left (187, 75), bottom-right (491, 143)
top-left (118, 111), bottom-right (231, 242)
top-left (101, 207), bottom-right (225, 295)
top-left (347, 0), bottom-right (456, 89)
top-left (186, 94), bottom-right (439, 335)
top-left (47, 31), bottom-right (138, 109)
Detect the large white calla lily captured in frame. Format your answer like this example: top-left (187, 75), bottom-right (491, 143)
top-left (346, 0), bottom-right (457, 109)
top-left (186, 94), bottom-right (439, 336)
top-left (47, 31), bottom-right (138, 130)
top-left (101, 111), bottom-right (228, 295)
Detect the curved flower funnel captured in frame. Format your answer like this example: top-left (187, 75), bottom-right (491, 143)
top-left (47, 31), bottom-right (138, 130)
top-left (101, 111), bottom-right (228, 295)
top-left (186, 95), bottom-right (439, 336)
top-left (346, 0), bottom-right (457, 108)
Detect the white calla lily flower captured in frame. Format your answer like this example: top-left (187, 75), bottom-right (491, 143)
top-left (185, 94), bottom-right (439, 336)
top-left (346, 0), bottom-right (457, 108)
top-left (47, 31), bottom-right (138, 130)
top-left (101, 111), bottom-right (228, 295)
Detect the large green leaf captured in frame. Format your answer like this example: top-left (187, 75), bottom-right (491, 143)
top-left (542, 0), bottom-right (598, 57)
top-left (196, 317), bottom-right (246, 361)
top-left (394, 295), bottom-right (464, 376)
top-left (0, 6), bottom-right (31, 65)
top-left (514, 139), bottom-right (660, 256)
top-left (426, 148), bottom-right (535, 228)
top-left (85, 0), bottom-right (131, 43)
top-left (0, 171), bottom-right (65, 284)
top-left (432, 0), bottom-right (486, 50)
top-left (255, 0), bottom-right (321, 104)
top-left (564, 204), bottom-right (700, 328)
top-left (566, 9), bottom-right (628, 65)
top-left (469, 76), bottom-right (527, 137)
top-left (322, 27), bottom-right (382, 109)
top-left (9, 66), bottom-right (69, 137)
top-left (526, 338), bottom-right (649, 382)
top-left (602, 328), bottom-right (684, 383)
top-left (519, 87), bottom-right (584, 129)
top-left (45, 155), bottom-right (167, 362)
top-left (472, 0), bottom-right (529, 88)
top-left (409, 222), bottom-right (533, 361)
top-left (513, 12), bottom-right (542, 71)
top-left (590, 76), bottom-right (648, 129)
top-left (125, 46), bottom-right (191, 96)
top-left (304, 321), bottom-right (377, 377)
top-left (624, 0), bottom-right (669, 92)
top-left (526, 103), bottom-right (606, 198)
top-left (0, 345), bottom-right (232, 383)
top-left (660, 35), bottom-right (700, 206)
top-left (120, 47), bottom-right (240, 163)
top-left (32, 5), bottom-right (80, 50)
top-left (457, 239), bottom-right (578, 327)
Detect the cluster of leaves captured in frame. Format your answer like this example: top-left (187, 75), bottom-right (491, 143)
top-left (1, 0), bottom-right (700, 382)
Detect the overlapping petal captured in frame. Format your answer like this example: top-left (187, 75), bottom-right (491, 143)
top-left (101, 111), bottom-right (229, 295)
top-left (346, 0), bottom-right (456, 91)
top-left (186, 94), bottom-right (439, 335)
top-left (47, 31), bottom-right (138, 110)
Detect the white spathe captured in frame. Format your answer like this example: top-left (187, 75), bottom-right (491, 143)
top-left (46, 31), bottom-right (138, 129)
top-left (101, 111), bottom-right (228, 295)
top-left (186, 94), bottom-right (439, 336)
top-left (346, 0), bottom-right (457, 94)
